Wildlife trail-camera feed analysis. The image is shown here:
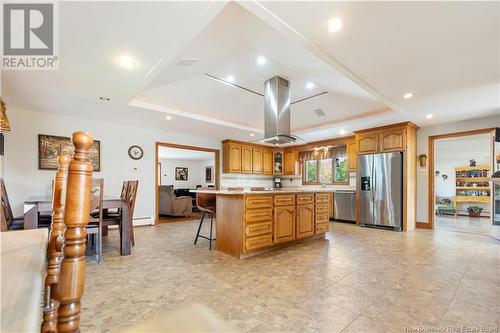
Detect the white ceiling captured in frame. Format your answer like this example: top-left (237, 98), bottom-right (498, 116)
top-left (2, 1), bottom-right (499, 143)
top-left (158, 147), bottom-right (215, 161)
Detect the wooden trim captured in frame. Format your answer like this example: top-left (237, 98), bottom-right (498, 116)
top-left (353, 121), bottom-right (419, 134)
top-left (154, 141), bottom-right (220, 225)
top-left (427, 127), bottom-right (495, 229)
top-left (416, 222), bottom-right (431, 229)
top-left (298, 136), bottom-right (354, 152)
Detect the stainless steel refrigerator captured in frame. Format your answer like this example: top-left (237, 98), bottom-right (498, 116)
top-left (359, 152), bottom-right (403, 231)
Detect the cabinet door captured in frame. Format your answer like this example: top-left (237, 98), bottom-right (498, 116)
top-left (241, 146), bottom-right (253, 174)
top-left (224, 144), bottom-right (241, 173)
top-left (284, 149), bottom-right (297, 175)
top-left (379, 129), bottom-right (406, 152)
top-left (263, 149), bottom-right (274, 175)
top-left (252, 148), bottom-right (263, 174)
top-left (296, 204), bottom-right (314, 238)
top-left (273, 150), bottom-right (284, 175)
top-left (274, 205), bottom-right (295, 243)
top-left (347, 141), bottom-right (357, 171)
top-left (357, 132), bottom-right (379, 154)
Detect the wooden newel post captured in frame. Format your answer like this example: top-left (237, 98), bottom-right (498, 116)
top-left (42, 154), bottom-right (71, 333)
top-left (55, 132), bottom-right (94, 333)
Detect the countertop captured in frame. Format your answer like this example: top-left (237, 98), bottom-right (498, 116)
top-left (191, 187), bottom-right (356, 195)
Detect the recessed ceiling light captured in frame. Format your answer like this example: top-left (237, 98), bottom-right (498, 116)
top-left (98, 96), bottom-right (110, 102)
top-left (306, 82), bottom-right (315, 89)
top-left (226, 75), bottom-right (235, 83)
top-left (426, 114), bottom-right (433, 119)
top-left (327, 17), bottom-right (343, 33)
top-left (116, 55), bottom-right (136, 69)
top-left (250, 133), bottom-right (255, 137)
top-left (403, 92), bottom-right (415, 99)
top-left (339, 129), bottom-right (347, 135)
top-left (257, 56), bottom-right (267, 65)
top-left (275, 143), bottom-right (279, 146)
top-left (165, 115), bottom-right (172, 120)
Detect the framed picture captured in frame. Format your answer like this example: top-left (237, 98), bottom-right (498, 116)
top-left (38, 134), bottom-right (101, 171)
top-left (175, 167), bottom-right (188, 181)
top-left (205, 166), bottom-right (214, 183)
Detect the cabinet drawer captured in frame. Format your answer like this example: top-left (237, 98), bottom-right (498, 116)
top-left (245, 195), bottom-right (273, 209)
top-left (245, 221), bottom-right (272, 237)
top-left (297, 194), bottom-right (314, 204)
top-left (315, 203), bottom-right (330, 214)
top-left (315, 193), bottom-right (331, 203)
top-left (245, 208), bottom-right (273, 222)
top-left (274, 195), bottom-right (295, 206)
top-left (315, 224), bottom-right (329, 234)
top-left (245, 234), bottom-right (272, 251)
top-left (315, 214), bottom-right (330, 223)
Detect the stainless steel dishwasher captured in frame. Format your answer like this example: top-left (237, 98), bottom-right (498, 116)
top-left (333, 190), bottom-right (356, 222)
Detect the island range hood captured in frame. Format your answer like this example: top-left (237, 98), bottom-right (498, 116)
top-left (262, 76), bottom-right (297, 145)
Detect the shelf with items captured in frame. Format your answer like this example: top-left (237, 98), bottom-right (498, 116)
top-left (456, 186), bottom-right (490, 190)
top-left (454, 165), bottom-right (491, 207)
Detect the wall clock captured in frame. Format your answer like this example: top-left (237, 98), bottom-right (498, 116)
top-left (128, 145), bottom-right (144, 160)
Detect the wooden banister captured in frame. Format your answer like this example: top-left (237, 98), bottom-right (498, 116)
top-left (54, 132), bottom-right (94, 333)
top-left (42, 154), bottom-right (71, 333)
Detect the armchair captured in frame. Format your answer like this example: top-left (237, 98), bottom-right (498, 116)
top-left (158, 186), bottom-right (193, 217)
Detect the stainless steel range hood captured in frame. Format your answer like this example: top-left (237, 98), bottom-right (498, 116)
top-left (262, 76), bottom-right (296, 145)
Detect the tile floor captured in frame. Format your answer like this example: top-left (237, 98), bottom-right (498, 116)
top-left (435, 215), bottom-right (492, 236)
top-left (81, 221), bottom-right (499, 333)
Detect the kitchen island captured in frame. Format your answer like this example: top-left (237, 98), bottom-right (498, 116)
top-left (192, 189), bottom-right (335, 258)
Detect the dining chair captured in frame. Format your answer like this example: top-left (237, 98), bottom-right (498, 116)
top-left (0, 178), bottom-right (51, 231)
top-left (87, 178), bottom-right (104, 263)
top-left (194, 189), bottom-right (216, 250)
top-left (100, 180), bottom-right (138, 246)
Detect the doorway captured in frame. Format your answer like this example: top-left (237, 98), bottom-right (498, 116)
top-left (154, 142), bottom-right (220, 224)
top-left (429, 128), bottom-right (495, 236)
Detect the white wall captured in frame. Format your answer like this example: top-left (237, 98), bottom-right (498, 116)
top-left (159, 158), bottom-right (214, 189)
top-left (416, 114), bottom-right (500, 223)
top-left (4, 107), bottom-right (221, 223)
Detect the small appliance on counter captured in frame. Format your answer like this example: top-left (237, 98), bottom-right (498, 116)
top-left (274, 178), bottom-right (281, 188)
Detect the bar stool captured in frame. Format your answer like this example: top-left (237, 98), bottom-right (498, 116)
top-left (194, 190), bottom-right (216, 250)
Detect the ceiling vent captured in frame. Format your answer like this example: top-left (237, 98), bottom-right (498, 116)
top-left (314, 108), bottom-right (326, 117)
top-left (176, 58), bottom-right (200, 66)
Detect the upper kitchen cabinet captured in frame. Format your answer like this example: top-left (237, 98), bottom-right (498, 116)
top-left (284, 148), bottom-right (299, 175)
top-left (347, 140), bottom-right (357, 171)
top-left (241, 146), bottom-right (253, 174)
top-left (252, 148), bottom-right (263, 174)
top-left (263, 149), bottom-right (274, 175)
top-left (273, 150), bottom-right (284, 175)
top-left (354, 122), bottom-right (418, 155)
top-left (223, 141), bottom-right (242, 173)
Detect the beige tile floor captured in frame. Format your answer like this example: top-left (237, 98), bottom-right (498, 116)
top-left (81, 221), bottom-right (499, 333)
top-left (435, 215), bottom-right (492, 236)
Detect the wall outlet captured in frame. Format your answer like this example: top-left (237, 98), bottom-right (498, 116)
top-left (132, 167), bottom-right (139, 172)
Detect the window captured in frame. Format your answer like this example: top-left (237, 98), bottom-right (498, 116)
top-left (302, 146), bottom-right (349, 185)
top-left (304, 160), bottom-right (318, 183)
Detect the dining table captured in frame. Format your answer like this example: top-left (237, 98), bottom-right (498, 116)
top-left (23, 195), bottom-right (132, 255)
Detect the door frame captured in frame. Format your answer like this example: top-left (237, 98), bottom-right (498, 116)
top-left (427, 127), bottom-right (495, 229)
top-left (154, 141), bottom-right (220, 225)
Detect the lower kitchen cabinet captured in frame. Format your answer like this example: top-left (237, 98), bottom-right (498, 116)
top-left (296, 203), bottom-right (314, 238)
top-left (274, 205), bottom-right (295, 243)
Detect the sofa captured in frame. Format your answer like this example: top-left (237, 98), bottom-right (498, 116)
top-left (158, 186), bottom-right (193, 217)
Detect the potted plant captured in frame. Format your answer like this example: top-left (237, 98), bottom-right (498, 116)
top-left (467, 206), bottom-right (483, 217)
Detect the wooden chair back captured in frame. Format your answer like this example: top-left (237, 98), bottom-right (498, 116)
top-left (89, 178), bottom-right (104, 217)
top-left (52, 131), bottom-right (95, 333)
top-left (124, 180), bottom-right (139, 217)
top-left (0, 178), bottom-right (14, 230)
top-left (41, 154), bottom-right (71, 333)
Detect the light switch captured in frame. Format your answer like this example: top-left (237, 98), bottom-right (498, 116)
top-left (132, 167), bottom-right (139, 172)
top-left (420, 168), bottom-right (428, 176)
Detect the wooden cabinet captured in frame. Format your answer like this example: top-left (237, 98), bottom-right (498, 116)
top-left (273, 150), bottom-right (284, 175)
top-left (252, 148), bottom-right (263, 174)
top-left (274, 194), bottom-right (295, 207)
top-left (357, 132), bottom-right (379, 154)
top-left (223, 143), bottom-right (242, 173)
top-left (379, 129), bottom-right (405, 152)
top-left (245, 221), bottom-right (272, 237)
top-left (245, 195), bottom-right (272, 209)
top-left (296, 203), bottom-right (314, 238)
top-left (284, 149), bottom-right (298, 175)
top-left (245, 234), bottom-right (272, 251)
top-left (297, 193), bottom-right (314, 204)
top-left (241, 146), bottom-right (253, 174)
top-left (263, 149), bottom-right (273, 175)
top-left (347, 140), bottom-right (357, 171)
top-left (274, 205), bottom-right (295, 243)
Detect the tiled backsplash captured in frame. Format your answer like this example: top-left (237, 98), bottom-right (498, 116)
top-left (281, 172), bottom-right (357, 188)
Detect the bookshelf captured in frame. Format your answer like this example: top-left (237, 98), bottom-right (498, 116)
top-left (454, 165), bottom-right (491, 214)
